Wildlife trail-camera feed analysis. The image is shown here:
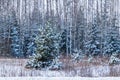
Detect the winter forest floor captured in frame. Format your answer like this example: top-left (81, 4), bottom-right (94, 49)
top-left (0, 57), bottom-right (120, 77)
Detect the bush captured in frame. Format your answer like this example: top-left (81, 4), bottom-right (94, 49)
top-left (109, 53), bottom-right (120, 65)
top-left (71, 49), bottom-right (84, 63)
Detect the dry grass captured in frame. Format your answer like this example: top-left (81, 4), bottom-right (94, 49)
top-left (0, 57), bottom-right (120, 77)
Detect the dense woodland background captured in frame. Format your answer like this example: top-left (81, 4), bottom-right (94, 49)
top-left (0, 0), bottom-right (120, 58)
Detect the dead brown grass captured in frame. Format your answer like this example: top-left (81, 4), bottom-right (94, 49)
top-left (0, 57), bottom-right (119, 77)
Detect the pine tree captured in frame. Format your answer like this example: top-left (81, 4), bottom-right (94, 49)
top-left (10, 21), bottom-right (23, 57)
top-left (10, 11), bottom-right (23, 57)
top-left (104, 17), bottom-right (120, 56)
top-left (23, 33), bottom-right (36, 57)
top-left (26, 24), bottom-right (62, 69)
top-left (76, 6), bottom-right (86, 53)
top-left (23, 33), bottom-right (30, 57)
top-left (85, 17), bottom-right (101, 57)
top-left (60, 29), bottom-right (69, 55)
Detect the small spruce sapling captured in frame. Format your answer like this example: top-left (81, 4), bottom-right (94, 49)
top-left (26, 24), bottom-right (62, 69)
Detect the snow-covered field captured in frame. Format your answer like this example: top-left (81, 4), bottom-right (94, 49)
top-left (0, 77), bottom-right (120, 80)
top-left (0, 59), bottom-right (120, 77)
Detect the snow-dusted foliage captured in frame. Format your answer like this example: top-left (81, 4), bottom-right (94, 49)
top-left (104, 17), bottom-right (120, 56)
top-left (10, 12), bottom-right (23, 57)
top-left (85, 17), bottom-right (101, 57)
top-left (26, 24), bottom-right (62, 69)
top-left (71, 49), bottom-right (84, 62)
top-left (75, 6), bottom-right (86, 54)
top-left (48, 57), bottom-right (63, 70)
top-left (10, 26), bottom-right (22, 57)
top-left (60, 29), bottom-right (69, 55)
top-left (109, 53), bottom-right (120, 64)
top-left (23, 33), bottom-right (36, 57)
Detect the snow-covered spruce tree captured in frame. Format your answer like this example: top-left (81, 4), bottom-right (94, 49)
top-left (101, 0), bottom-right (111, 55)
top-left (104, 17), bottom-right (120, 57)
top-left (26, 24), bottom-right (62, 69)
top-left (76, 6), bottom-right (86, 54)
top-left (71, 6), bottom-right (86, 62)
top-left (10, 11), bottom-right (23, 57)
top-left (11, 26), bottom-right (19, 57)
top-left (85, 17), bottom-right (101, 57)
top-left (23, 33), bottom-right (36, 57)
top-left (23, 33), bottom-right (30, 57)
top-left (60, 29), bottom-right (69, 55)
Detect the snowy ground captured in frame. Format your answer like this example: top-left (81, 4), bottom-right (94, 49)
top-left (0, 77), bottom-right (120, 80)
top-left (0, 59), bottom-right (120, 77)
